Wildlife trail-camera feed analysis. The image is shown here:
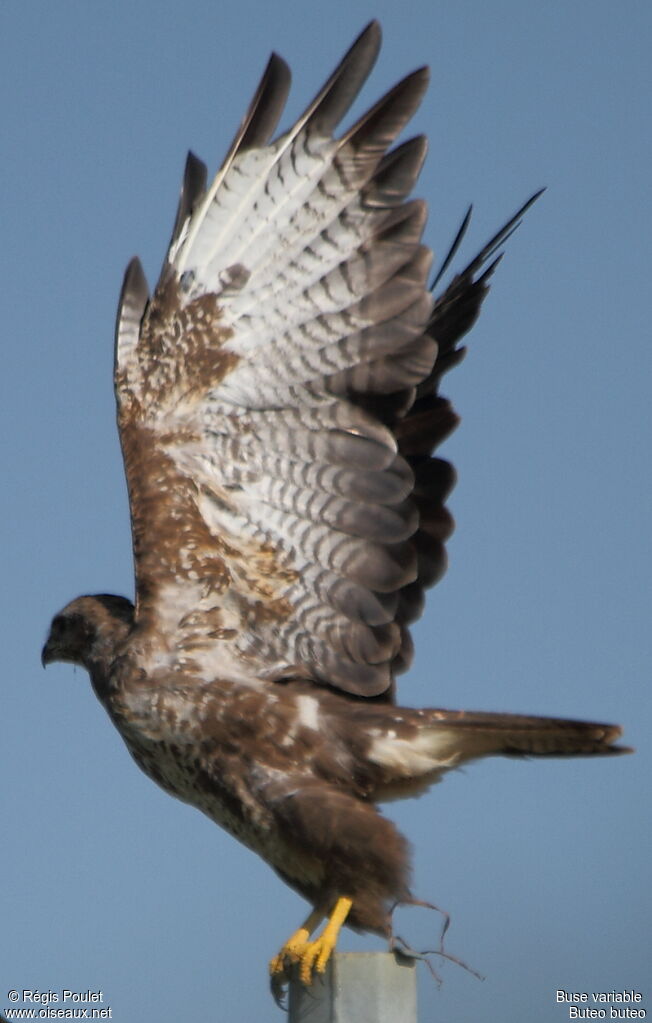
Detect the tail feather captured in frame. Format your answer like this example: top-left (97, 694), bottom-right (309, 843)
top-left (363, 708), bottom-right (630, 798)
top-left (423, 709), bottom-right (631, 760)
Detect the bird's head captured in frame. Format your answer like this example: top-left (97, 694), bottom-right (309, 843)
top-left (42, 594), bottom-right (135, 672)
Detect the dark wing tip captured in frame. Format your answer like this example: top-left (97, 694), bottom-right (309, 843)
top-left (169, 150), bottom-right (208, 249)
top-left (237, 51), bottom-right (292, 152)
top-left (432, 188), bottom-right (545, 294)
top-left (115, 256), bottom-right (149, 354)
top-left (120, 256), bottom-right (149, 307)
top-left (208, 48), bottom-right (292, 199)
top-left (298, 20), bottom-right (383, 137)
top-left (431, 204), bottom-right (473, 289)
top-left (349, 19), bottom-right (383, 63)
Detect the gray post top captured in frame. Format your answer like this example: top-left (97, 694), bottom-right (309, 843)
top-left (288, 952), bottom-right (417, 1023)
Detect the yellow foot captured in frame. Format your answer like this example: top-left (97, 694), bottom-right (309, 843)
top-left (269, 924), bottom-right (312, 977)
top-left (269, 907), bottom-right (322, 1004)
top-left (269, 897), bottom-right (353, 1001)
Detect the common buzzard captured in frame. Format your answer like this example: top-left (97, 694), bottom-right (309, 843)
top-left (42, 22), bottom-right (628, 993)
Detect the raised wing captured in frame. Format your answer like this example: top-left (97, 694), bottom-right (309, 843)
top-left (114, 22), bottom-right (537, 697)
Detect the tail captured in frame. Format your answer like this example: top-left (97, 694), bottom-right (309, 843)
top-left (419, 709), bottom-right (631, 760)
top-left (364, 708), bottom-right (630, 798)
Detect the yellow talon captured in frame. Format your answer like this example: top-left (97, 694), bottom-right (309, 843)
top-left (269, 908), bottom-right (323, 977)
top-left (269, 925), bottom-right (311, 975)
top-left (269, 896), bottom-right (353, 992)
top-left (299, 896), bottom-right (353, 983)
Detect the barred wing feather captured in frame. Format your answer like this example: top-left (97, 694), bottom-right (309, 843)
top-left (114, 22), bottom-right (537, 698)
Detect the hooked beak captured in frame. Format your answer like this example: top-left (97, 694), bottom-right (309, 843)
top-left (41, 640), bottom-right (54, 668)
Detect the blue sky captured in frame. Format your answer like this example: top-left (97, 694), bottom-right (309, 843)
top-left (2, 2), bottom-right (650, 1021)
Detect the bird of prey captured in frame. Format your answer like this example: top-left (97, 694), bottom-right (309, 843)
top-left (42, 21), bottom-right (628, 994)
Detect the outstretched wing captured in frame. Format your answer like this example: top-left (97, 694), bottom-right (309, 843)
top-left (114, 21), bottom-right (537, 697)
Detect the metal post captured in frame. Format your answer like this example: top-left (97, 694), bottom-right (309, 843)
top-left (288, 952), bottom-right (417, 1023)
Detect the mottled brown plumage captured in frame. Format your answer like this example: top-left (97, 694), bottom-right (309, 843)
top-left (42, 22), bottom-right (628, 990)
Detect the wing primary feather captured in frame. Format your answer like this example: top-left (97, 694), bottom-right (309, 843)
top-left (174, 53), bottom-right (291, 272)
top-left (114, 256), bottom-right (149, 375)
top-left (419, 189), bottom-right (545, 391)
top-left (450, 188), bottom-right (545, 288)
top-left (365, 136), bottom-right (428, 208)
top-left (432, 189), bottom-right (544, 293)
top-left (431, 204), bottom-right (473, 289)
top-left (293, 20), bottom-right (382, 138)
top-left (174, 26), bottom-right (383, 273)
top-left (168, 151), bottom-right (208, 250)
top-left (339, 67), bottom-right (429, 153)
top-left (236, 52), bottom-right (292, 151)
